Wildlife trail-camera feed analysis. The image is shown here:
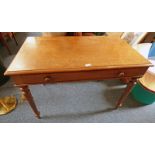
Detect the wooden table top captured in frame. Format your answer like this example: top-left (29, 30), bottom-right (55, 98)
top-left (5, 36), bottom-right (152, 75)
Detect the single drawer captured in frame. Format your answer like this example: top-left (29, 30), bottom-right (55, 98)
top-left (12, 67), bottom-right (148, 85)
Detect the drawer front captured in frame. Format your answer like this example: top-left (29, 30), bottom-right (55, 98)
top-left (12, 67), bottom-right (148, 85)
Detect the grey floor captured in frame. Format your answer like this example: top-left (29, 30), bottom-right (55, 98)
top-left (0, 32), bottom-right (155, 123)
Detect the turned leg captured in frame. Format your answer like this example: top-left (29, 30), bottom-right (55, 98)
top-left (116, 78), bottom-right (137, 108)
top-left (19, 85), bottom-right (40, 118)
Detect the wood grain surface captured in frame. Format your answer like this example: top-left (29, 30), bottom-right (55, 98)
top-left (5, 36), bottom-right (152, 75)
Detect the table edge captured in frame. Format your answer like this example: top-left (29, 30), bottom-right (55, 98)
top-left (4, 63), bottom-right (153, 76)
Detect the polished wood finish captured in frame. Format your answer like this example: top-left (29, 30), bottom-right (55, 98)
top-left (12, 67), bottom-right (147, 86)
top-left (5, 36), bottom-right (152, 118)
top-left (19, 86), bottom-right (40, 118)
top-left (5, 36), bottom-right (151, 75)
top-left (116, 78), bottom-right (137, 108)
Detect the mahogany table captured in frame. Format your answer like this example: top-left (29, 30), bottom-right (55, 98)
top-left (4, 36), bottom-right (152, 118)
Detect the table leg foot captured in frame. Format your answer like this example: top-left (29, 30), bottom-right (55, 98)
top-left (116, 78), bottom-right (137, 108)
top-left (20, 85), bottom-right (41, 119)
top-left (36, 111), bottom-right (41, 119)
top-left (115, 103), bottom-right (123, 109)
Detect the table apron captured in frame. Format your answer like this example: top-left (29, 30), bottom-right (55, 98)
top-left (12, 67), bottom-right (148, 86)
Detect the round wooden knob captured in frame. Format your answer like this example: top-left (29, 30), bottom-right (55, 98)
top-left (119, 72), bottom-right (125, 77)
top-left (44, 76), bottom-right (51, 82)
